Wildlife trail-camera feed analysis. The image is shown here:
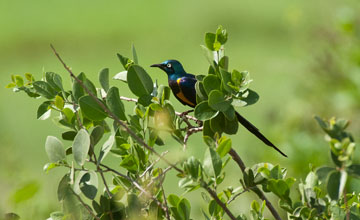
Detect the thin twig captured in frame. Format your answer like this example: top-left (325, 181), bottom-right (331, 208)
top-left (202, 183), bottom-right (237, 220)
top-left (227, 189), bottom-right (249, 205)
top-left (161, 185), bottom-right (171, 220)
top-left (70, 188), bottom-right (100, 220)
top-left (183, 126), bottom-right (203, 149)
top-left (228, 148), bottom-right (282, 220)
top-left (50, 44), bottom-right (183, 174)
top-left (139, 151), bottom-right (169, 178)
top-left (140, 166), bottom-right (173, 197)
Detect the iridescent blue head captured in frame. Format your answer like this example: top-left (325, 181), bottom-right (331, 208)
top-left (150, 60), bottom-right (186, 77)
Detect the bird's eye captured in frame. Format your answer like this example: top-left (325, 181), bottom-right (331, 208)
top-left (166, 63), bottom-right (172, 68)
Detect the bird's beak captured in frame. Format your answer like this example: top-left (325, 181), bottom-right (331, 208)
top-left (150, 63), bottom-right (164, 69)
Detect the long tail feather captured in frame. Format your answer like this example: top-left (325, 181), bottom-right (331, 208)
top-left (235, 112), bottom-right (287, 157)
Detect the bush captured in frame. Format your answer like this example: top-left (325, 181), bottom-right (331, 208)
top-left (5, 26), bottom-right (360, 220)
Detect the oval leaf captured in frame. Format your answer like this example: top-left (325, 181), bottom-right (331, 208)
top-left (45, 136), bottom-right (66, 162)
top-left (106, 87), bottom-right (127, 121)
top-left (127, 65), bottom-right (153, 97)
top-left (99, 68), bottom-right (110, 92)
top-left (73, 129), bottom-right (90, 166)
top-left (208, 90), bottom-right (231, 112)
top-left (79, 95), bottom-right (107, 121)
top-left (194, 101), bottom-right (218, 121)
top-left (203, 147), bottom-right (222, 177)
top-left (33, 81), bottom-right (57, 99)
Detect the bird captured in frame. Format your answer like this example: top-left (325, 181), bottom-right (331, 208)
top-left (151, 60), bottom-right (287, 157)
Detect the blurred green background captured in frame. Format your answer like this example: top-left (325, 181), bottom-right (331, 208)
top-left (1, 0), bottom-right (360, 219)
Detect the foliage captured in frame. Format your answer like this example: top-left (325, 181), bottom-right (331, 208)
top-left (4, 26), bottom-right (360, 220)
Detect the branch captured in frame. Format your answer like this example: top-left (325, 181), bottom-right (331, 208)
top-left (161, 185), bottom-right (171, 220)
top-left (139, 150), bottom-right (169, 178)
top-left (202, 183), bottom-right (237, 220)
top-left (50, 44), bottom-right (183, 174)
top-left (70, 188), bottom-right (100, 220)
top-left (228, 148), bottom-right (282, 220)
top-left (183, 126), bottom-right (203, 149)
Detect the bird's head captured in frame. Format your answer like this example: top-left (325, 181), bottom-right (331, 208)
top-left (150, 60), bottom-right (186, 76)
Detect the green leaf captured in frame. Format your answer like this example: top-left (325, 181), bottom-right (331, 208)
top-left (37, 101), bottom-right (52, 120)
top-left (90, 126), bottom-right (104, 146)
top-left (33, 81), bottom-right (57, 99)
top-left (43, 162), bottom-right (60, 173)
top-left (45, 136), bottom-right (66, 162)
top-left (57, 174), bottom-right (70, 201)
top-left (132, 44), bottom-right (138, 64)
top-left (203, 75), bottom-right (221, 94)
top-left (167, 194), bottom-right (180, 207)
top-left (79, 95), bottom-right (107, 121)
top-left (217, 137), bottom-right (232, 157)
top-left (203, 147), bottom-right (222, 177)
top-left (205, 33), bottom-right (216, 51)
top-left (106, 87), bottom-right (127, 121)
top-left (219, 68), bottom-right (232, 93)
top-left (195, 81), bottom-right (208, 102)
top-left (138, 94), bottom-right (153, 107)
top-left (73, 171), bottom-right (98, 200)
top-left (120, 154), bottom-right (139, 173)
top-left (72, 72), bottom-right (86, 102)
top-left (216, 25), bottom-right (228, 45)
top-left (45, 72), bottom-right (63, 92)
top-left (99, 68), bottom-right (110, 92)
top-left (208, 200), bottom-right (223, 217)
top-left (305, 171), bottom-right (318, 188)
top-left (223, 116), bottom-right (239, 135)
top-left (98, 135), bottom-right (114, 165)
top-left (157, 85), bottom-right (171, 104)
top-left (210, 112), bottom-right (225, 134)
top-left (127, 64), bottom-right (153, 97)
top-left (62, 131), bottom-right (77, 141)
top-left (231, 69), bottom-right (243, 86)
top-left (54, 95), bottom-right (64, 110)
top-left (73, 129), bottom-right (90, 166)
top-left (49, 211), bottom-right (64, 220)
top-left (208, 90), bottom-right (231, 112)
top-left (5, 82), bottom-right (16, 88)
top-left (240, 89), bottom-right (259, 106)
top-left (117, 53), bottom-right (133, 70)
top-left (327, 171), bottom-right (341, 200)
top-left (219, 56), bottom-right (229, 70)
top-left (223, 105), bottom-right (235, 121)
top-left (11, 181), bottom-right (40, 204)
top-left (25, 73), bottom-right (34, 81)
top-left (347, 164), bottom-right (360, 177)
top-left (267, 179), bottom-right (291, 201)
top-left (184, 156), bottom-right (202, 180)
top-left (177, 198), bottom-right (191, 220)
top-left (194, 101), bottom-right (218, 121)
top-left (15, 75), bottom-right (24, 87)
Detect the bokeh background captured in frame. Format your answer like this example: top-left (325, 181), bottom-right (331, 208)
top-left (1, 0), bottom-right (360, 219)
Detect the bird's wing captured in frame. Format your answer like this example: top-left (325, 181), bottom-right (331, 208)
top-left (175, 75), bottom-right (197, 108)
